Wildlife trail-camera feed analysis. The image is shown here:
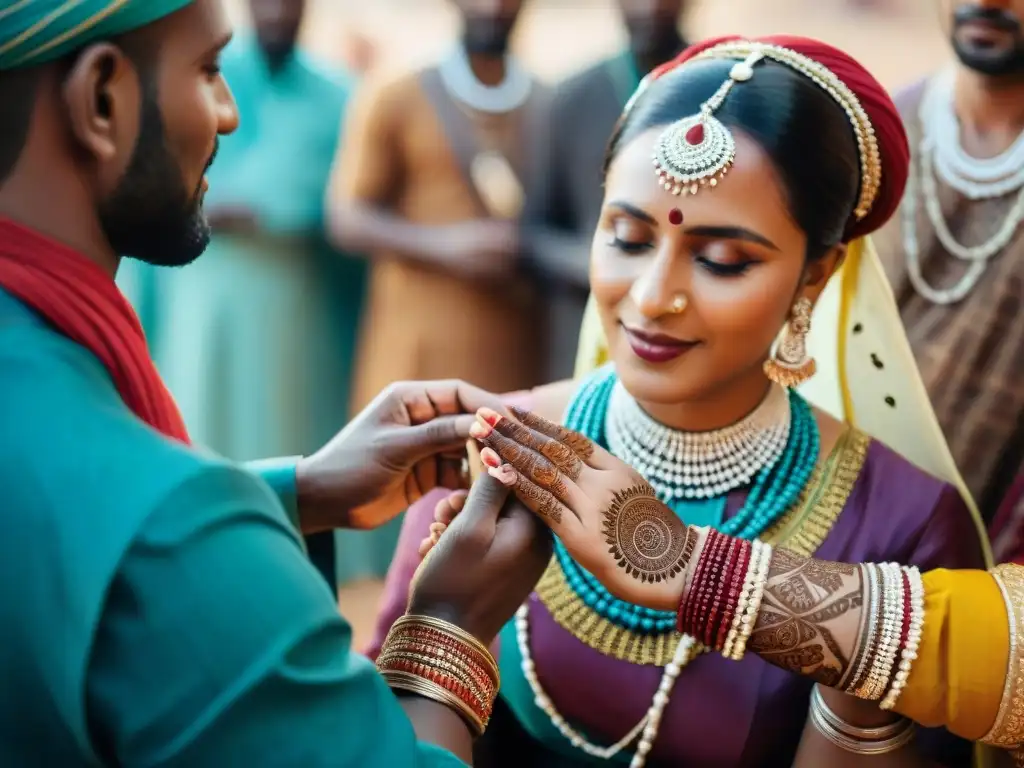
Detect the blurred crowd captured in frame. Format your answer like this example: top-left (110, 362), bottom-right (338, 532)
top-left (119, 0), bottom-right (1024, 593)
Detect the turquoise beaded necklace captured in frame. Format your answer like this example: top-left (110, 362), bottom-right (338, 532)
top-left (556, 364), bottom-right (820, 634)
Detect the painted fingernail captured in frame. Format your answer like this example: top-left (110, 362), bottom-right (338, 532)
top-left (469, 419), bottom-right (493, 439)
top-left (478, 407), bottom-right (502, 427)
top-left (487, 465), bottom-right (516, 486)
top-left (480, 447), bottom-right (501, 468)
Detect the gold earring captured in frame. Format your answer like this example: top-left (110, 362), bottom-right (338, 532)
top-left (764, 297), bottom-right (816, 387)
top-left (670, 294), bottom-right (687, 314)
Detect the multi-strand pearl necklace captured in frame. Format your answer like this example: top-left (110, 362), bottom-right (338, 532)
top-left (605, 380), bottom-right (791, 500)
top-left (437, 45), bottom-right (533, 114)
top-left (515, 604), bottom-right (696, 767)
top-left (904, 70), bottom-right (1024, 304)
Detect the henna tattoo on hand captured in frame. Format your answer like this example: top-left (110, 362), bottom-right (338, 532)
top-left (482, 433), bottom-right (571, 500)
top-left (512, 470), bottom-right (563, 523)
top-left (601, 482), bottom-right (688, 583)
top-left (748, 549), bottom-right (862, 687)
top-left (498, 418), bottom-right (583, 481)
top-left (511, 406), bottom-right (595, 462)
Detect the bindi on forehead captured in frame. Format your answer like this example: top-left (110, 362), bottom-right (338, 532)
top-left (668, 208), bottom-right (683, 226)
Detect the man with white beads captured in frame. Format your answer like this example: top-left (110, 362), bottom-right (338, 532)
top-left (326, 0), bottom-right (550, 412)
top-left (875, 0), bottom-right (1024, 552)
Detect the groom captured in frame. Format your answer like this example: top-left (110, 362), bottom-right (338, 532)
top-left (0, 2), bottom-right (549, 765)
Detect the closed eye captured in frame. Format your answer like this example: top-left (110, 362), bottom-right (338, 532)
top-left (697, 258), bottom-right (752, 277)
top-left (608, 237), bottom-right (654, 254)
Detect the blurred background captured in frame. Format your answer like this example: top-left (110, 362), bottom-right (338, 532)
top-left (141, 0), bottom-right (956, 650)
top-left (226, 0), bottom-right (950, 86)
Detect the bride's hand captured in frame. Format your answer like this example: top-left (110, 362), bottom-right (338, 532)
top-left (459, 406), bottom-right (696, 612)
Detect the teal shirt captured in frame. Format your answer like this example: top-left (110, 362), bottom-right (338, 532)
top-left (206, 36), bottom-right (350, 233)
top-left (0, 289), bottom-right (463, 767)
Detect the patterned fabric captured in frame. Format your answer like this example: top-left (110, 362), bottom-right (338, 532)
top-left (0, 0), bottom-right (191, 69)
top-left (874, 79), bottom-right (1024, 526)
top-left (983, 564), bottom-right (1024, 748)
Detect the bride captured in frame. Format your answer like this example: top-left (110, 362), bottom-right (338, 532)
top-left (369, 35), bottom-right (989, 767)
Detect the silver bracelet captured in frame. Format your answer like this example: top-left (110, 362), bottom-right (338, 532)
top-left (843, 563), bottom-right (879, 694)
top-left (810, 686), bottom-right (915, 755)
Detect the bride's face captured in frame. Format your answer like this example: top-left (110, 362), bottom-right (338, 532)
top-left (591, 126), bottom-right (838, 406)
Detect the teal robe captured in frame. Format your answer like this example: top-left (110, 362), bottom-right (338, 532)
top-left (136, 38), bottom-right (396, 586)
top-left (0, 287), bottom-right (462, 766)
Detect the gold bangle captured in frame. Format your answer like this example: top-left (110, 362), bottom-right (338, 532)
top-left (392, 615), bottom-right (499, 682)
top-left (382, 670), bottom-right (486, 736)
top-left (983, 564), bottom-right (1024, 747)
top-left (377, 614), bottom-right (500, 736)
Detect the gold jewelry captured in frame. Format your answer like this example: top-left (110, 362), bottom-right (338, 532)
top-left (377, 614), bottom-right (500, 736)
top-left (982, 564), bottom-right (1024, 748)
top-left (764, 297), bottom-right (816, 388)
top-left (841, 562), bottom-right (879, 692)
top-left (688, 41), bottom-right (882, 221)
top-left (653, 52), bottom-right (763, 196)
top-left (534, 428), bottom-right (867, 666)
top-left (382, 670), bottom-right (487, 734)
top-left (670, 294), bottom-right (687, 314)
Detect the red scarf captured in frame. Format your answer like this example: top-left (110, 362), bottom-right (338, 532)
top-left (0, 218), bottom-right (190, 443)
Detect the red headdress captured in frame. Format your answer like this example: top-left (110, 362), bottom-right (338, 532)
top-left (639, 35), bottom-right (909, 243)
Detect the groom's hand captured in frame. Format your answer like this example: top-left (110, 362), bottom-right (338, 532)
top-left (294, 380), bottom-right (509, 532)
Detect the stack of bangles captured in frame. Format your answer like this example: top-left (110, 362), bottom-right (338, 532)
top-left (677, 529), bottom-right (925, 754)
top-left (376, 614), bottom-right (500, 737)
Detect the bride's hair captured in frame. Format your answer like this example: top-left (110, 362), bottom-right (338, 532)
top-left (604, 58), bottom-right (861, 261)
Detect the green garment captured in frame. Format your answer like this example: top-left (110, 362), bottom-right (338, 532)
top-left (148, 37), bottom-right (385, 586)
top-left (0, 0), bottom-right (192, 70)
top-left (0, 288), bottom-right (463, 767)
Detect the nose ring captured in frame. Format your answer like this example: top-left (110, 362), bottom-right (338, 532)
top-left (670, 294), bottom-right (687, 314)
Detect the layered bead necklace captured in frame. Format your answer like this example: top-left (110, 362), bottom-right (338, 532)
top-left (904, 69), bottom-right (1024, 304)
top-left (516, 365), bottom-right (820, 766)
top-left (606, 378), bottom-right (791, 500)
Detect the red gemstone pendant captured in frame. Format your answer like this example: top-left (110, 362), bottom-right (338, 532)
top-left (685, 123), bottom-right (705, 145)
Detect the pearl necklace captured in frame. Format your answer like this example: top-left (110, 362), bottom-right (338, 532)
top-left (515, 604), bottom-right (696, 767)
top-left (605, 381), bottom-right (791, 500)
top-left (924, 70), bottom-right (1024, 199)
top-left (437, 45), bottom-right (533, 114)
top-left (904, 71), bottom-right (1024, 304)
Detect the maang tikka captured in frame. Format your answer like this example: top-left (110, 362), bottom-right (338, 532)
top-left (653, 51), bottom-right (764, 196)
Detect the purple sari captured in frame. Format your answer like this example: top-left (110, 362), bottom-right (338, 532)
top-left (368, 418), bottom-right (984, 766)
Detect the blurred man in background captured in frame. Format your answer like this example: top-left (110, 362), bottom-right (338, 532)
top-left (155, 0), bottom-right (369, 591)
top-left (328, 0), bottom-right (549, 410)
top-left (523, 0), bottom-right (690, 380)
top-left (875, 0), bottom-right (1024, 554)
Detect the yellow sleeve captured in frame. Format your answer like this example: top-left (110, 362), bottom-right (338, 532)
top-left (894, 568), bottom-right (1009, 741)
